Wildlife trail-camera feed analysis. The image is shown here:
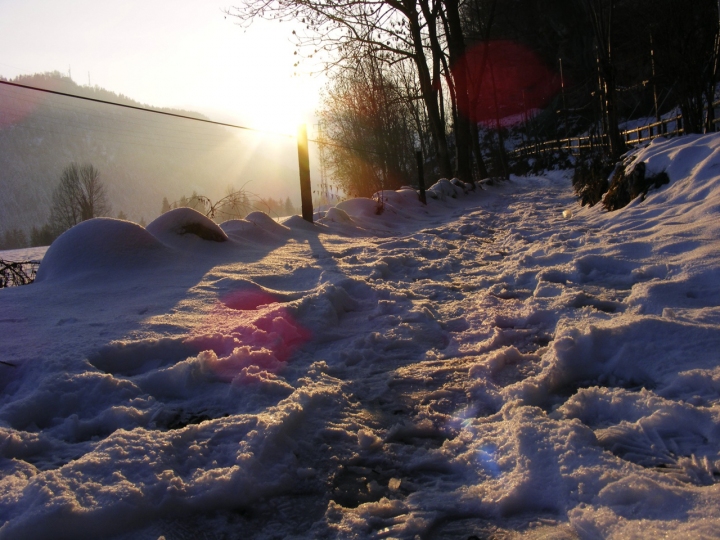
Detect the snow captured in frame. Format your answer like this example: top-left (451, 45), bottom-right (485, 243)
top-left (2, 133), bottom-right (720, 539)
top-left (0, 246), bottom-right (47, 262)
top-left (36, 218), bottom-right (168, 283)
top-left (145, 207), bottom-right (229, 246)
top-left (244, 211), bottom-right (292, 236)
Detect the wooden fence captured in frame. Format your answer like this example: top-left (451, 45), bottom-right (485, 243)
top-left (510, 115), bottom-right (685, 159)
top-left (510, 103), bottom-right (720, 159)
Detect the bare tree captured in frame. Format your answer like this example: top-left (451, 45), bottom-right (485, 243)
top-left (581, 0), bottom-right (625, 159)
top-left (50, 163), bottom-right (110, 233)
top-left (319, 55), bottom-right (418, 197)
top-left (227, 0), bottom-right (484, 180)
top-left (648, 0), bottom-right (718, 134)
top-left (77, 164), bottom-right (109, 221)
top-left (170, 184), bottom-right (272, 221)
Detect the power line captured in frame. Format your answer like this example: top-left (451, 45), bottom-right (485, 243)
top-left (0, 79), bottom-right (295, 139)
top-left (0, 85), bottom-right (239, 142)
top-left (0, 105), bottom-right (244, 152)
top-left (2, 120), bottom-right (239, 154)
top-left (0, 79), bottom-right (388, 157)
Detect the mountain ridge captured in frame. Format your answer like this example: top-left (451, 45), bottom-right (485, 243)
top-left (0, 71), bottom-right (299, 235)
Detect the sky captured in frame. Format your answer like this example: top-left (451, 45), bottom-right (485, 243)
top-left (0, 0), bottom-right (325, 135)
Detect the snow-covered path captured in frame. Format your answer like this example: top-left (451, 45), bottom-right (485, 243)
top-left (2, 135), bottom-right (720, 539)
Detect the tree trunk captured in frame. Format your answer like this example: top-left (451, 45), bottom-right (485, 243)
top-left (586, 0), bottom-right (625, 160)
top-left (470, 120), bottom-right (488, 179)
top-left (680, 94), bottom-right (705, 134)
top-left (489, 58), bottom-right (508, 178)
top-left (443, 0), bottom-right (473, 181)
top-left (406, 0), bottom-right (453, 178)
top-left (600, 60), bottom-right (624, 158)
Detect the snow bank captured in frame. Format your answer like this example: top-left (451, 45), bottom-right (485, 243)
top-left (35, 218), bottom-right (167, 282)
top-left (0, 246), bottom-right (48, 262)
top-left (4, 136), bottom-right (720, 539)
top-left (427, 178), bottom-right (463, 200)
top-left (335, 197), bottom-right (380, 219)
top-left (146, 207), bottom-right (228, 246)
top-left (218, 218), bottom-right (255, 234)
top-left (244, 211), bottom-right (290, 236)
top-left (318, 207), bottom-right (354, 225)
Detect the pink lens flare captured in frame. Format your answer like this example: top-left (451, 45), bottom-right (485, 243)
top-left (452, 40), bottom-right (561, 127)
top-left (0, 77), bottom-right (69, 129)
top-left (193, 288), bottom-right (311, 383)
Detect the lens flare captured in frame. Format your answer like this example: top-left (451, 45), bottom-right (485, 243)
top-left (476, 446), bottom-right (502, 478)
top-left (0, 81), bottom-right (48, 129)
top-left (188, 287), bottom-right (310, 384)
top-left (452, 40), bottom-right (561, 127)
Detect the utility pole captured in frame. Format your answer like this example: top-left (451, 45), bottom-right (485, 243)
top-left (415, 150), bottom-right (427, 205)
top-left (559, 57), bottom-right (569, 139)
top-left (650, 34), bottom-right (661, 124)
top-left (489, 58), bottom-right (508, 179)
top-left (297, 124), bottom-right (313, 223)
top-left (521, 89), bottom-right (528, 148)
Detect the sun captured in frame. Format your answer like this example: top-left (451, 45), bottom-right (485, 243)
top-left (220, 72), bottom-right (319, 138)
top-left (248, 104), bottom-right (303, 137)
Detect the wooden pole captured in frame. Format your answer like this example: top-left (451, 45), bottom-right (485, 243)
top-left (297, 123), bottom-right (313, 223)
top-left (650, 33), bottom-right (661, 124)
top-left (415, 150), bottom-right (427, 205)
top-left (559, 57), bottom-right (569, 139)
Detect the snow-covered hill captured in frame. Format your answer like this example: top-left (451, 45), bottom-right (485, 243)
top-left (1, 133), bottom-right (720, 539)
top-left (0, 73), bottom-right (299, 233)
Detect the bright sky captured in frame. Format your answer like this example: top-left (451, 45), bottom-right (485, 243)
top-left (0, 0), bottom-right (324, 135)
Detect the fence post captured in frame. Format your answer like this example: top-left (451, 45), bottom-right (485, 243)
top-left (297, 123), bottom-right (313, 223)
top-left (415, 150), bottom-right (427, 205)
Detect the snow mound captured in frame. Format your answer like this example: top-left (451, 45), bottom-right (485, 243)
top-left (451, 177), bottom-right (474, 192)
top-left (608, 134), bottom-right (720, 217)
top-left (35, 218), bottom-right (167, 282)
top-left (220, 218), bottom-right (289, 244)
top-left (335, 197), bottom-right (380, 219)
top-left (427, 178), bottom-right (463, 200)
top-left (282, 214), bottom-right (321, 231)
top-left (146, 207), bottom-right (227, 245)
top-left (375, 189), bottom-right (428, 221)
top-left (380, 188), bottom-right (422, 206)
top-left (219, 219), bottom-right (255, 234)
top-left (245, 211), bottom-right (290, 235)
top-left (320, 207), bottom-right (354, 224)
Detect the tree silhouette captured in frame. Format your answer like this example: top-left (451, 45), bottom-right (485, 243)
top-left (50, 163), bottom-right (110, 233)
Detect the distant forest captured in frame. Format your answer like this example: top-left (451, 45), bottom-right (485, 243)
top-left (0, 71), bottom-right (300, 249)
